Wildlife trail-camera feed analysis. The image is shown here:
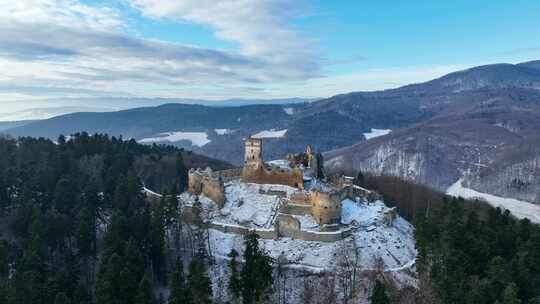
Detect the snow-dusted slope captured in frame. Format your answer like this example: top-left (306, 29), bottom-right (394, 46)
top-left (363, 128), bottom-right (391, 140)
top-left (447, 178), bottom-right (540, 224)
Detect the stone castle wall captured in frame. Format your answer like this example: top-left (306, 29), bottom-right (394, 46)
top-left (242, 166), bottom-right (304, 189)
top-left (242, 136), bottom-right (304, 189)
top-left (188, 168), bottom-right (226, 208)
top-left (215, 168), bottom-right (243, 182)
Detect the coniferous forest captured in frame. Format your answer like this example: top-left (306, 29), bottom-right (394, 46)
top-left (359, 174), bottom-right (540, 303)
top-left (0, 133), bottom-right (273, 304)
top-left (0, 134), bottom-right (539, 303)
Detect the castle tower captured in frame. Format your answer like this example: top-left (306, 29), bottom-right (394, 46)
top-left (244, 136), bottom-right (263, 169)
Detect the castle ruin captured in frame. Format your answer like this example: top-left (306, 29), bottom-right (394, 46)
top-left (187, 137), bottom-right (359, 226)
top-left (241, 137), bottom-right (305, 189)
top-left (188, 167), bottom-right (226, 208)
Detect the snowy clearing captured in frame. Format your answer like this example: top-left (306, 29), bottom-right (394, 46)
top-left (363, 128), bottom-right (391, 140)
top-left (214, 129), bottom-right (230, 135)
top-left (138, 131), bottom-right (211, 147)
top-left (252, 129), bottom-right (287, 138)
top-left (283, 107), bottom-right (294, 115)
top-left (446, 179), bottom-right (540, 224)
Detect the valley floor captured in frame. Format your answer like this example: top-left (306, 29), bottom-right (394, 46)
top-left (446, 178), bottom-right (540, 224)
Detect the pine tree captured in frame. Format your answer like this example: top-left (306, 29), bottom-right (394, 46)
top-left (135, 271), bottom-right (155, 304)
top-left (240, 233), bottom-right (273, 304)
top-left (96, 253), bottom-right (123, 304)
top-left (187, 255), bottom-right (212, 304)
top-left (228, 249), bottom-right (242, 302)
top-left (354, 170), bottom-right (365, 187)
top-left (502, 283), bottom-right (521, 304)
top-left (175, 153), bottom-right (188, 192)
top-left (170, 259), bottom-right (190, 304)
top-left (371, 280), bottom-right (390, 304)
top-left (150, 204), bottom-right (166, 283)
top-left (76, 207), bottom-right (95, 258)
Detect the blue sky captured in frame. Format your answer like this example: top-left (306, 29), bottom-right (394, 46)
top-left (0, 0), bottom-right (539, 112)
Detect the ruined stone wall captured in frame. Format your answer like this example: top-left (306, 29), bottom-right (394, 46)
top-left (289, 192), bottom-right (311, 205)
top-left (275, 214), bottom-right (301, 238)
top-left (311, 191), bottom-right (341, 225)
top-left (242, 166), bottom-right (304, 189)
top-left (188, 171), bottom-right (203, 194)
top-left (201, 177), bottom-right (225, 208)
top-left (215, 168), bottom-right (243, 182)
top-left (339, 184), bottom-right (381, 202)
top-left (188, 169), bottom-right (226, 208)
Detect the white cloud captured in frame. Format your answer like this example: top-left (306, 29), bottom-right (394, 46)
top-left (129, 0), bottom-right (319, 79)
top-left (0, 0), bottom-right (488, 112)
top-left (0, 0), bottom-right (320, 109)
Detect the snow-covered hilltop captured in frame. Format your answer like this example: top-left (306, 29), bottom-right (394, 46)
top-left (177, 137), bottom-right (418, 303)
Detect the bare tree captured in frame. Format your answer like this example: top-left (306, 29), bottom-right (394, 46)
top-left (274, 252), bottom-right (288, 304)
top-left (336, 238), bottom-right (362, 303)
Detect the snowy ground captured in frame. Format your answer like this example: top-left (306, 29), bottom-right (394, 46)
top-left (266, 159), bottom-right (292, 169)
top-left (139, 131), bottom-right (211, 146)
top-left (363, 128), bottom-right (391, 140)
top-left (447, 178), bottom-right (540, 224)
top-left (210, 181), bottom-right (298, 228)
top-left (283, 107), bottom-right (295, 115)
top-left (252, 129), bottom-right (287, 138)
top-left (204, 185), bottom-right (417, 282)
top-left (214, 128), bottom-right (231, 135)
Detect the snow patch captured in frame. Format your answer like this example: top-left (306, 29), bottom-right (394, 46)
top-left (139, 131), bottom-right (211, 147)
top-left (215, 129), bottom-right (230, 135)
top-left (446, 179), bottom-right (540, 224)
top-left (364, 128), bottom-right (391, 140)
top-left (252, 129), bottom-right (287, 139)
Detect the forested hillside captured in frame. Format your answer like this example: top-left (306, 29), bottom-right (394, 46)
top-left (356, 174), bottom-right (540, 303)
top-left (0, 133), bottom-right (239, 303)
top-left (1, 134), bottom-right (539, 303)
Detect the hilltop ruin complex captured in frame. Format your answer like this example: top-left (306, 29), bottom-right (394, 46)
top-left (187, 136), bottom-right (389, 230)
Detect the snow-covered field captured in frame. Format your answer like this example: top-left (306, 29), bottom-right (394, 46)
top-left (447, 179), bottom-right (540, 224)
top-left (138, 131), bottom-right (211, 146)
top-left (252, 129), bottom-right (287, 138)
top-left (214, 128), bottom-right (231, 135)
top-left (283, 107), bottom-right (294, 115)
top-left (363, 128), bottom-right (391, 140)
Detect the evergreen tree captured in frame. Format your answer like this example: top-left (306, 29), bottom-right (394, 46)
top-left (371, 280), bottom-right (390, 304)
top-left (96, 253), bottom-right (123, 304)
top-left (150, 204), bottom-right (166, 283)
top-left (135, 271), bottom-right (155, 304)
top-left (170, 259), bottom-right (190, 304)
top-left (175, 153), bottom-right (188, 192)
top-left (240, 233), bottom-right (273, 304)
top-left (54, 292), bottom-right (70, 304)
top-left (354, 170), bottom-right (365, 187)
top-left (228, 249), bottom-right (242, 302)
top-left (76, 207), bottom-right (95, 258)
top-left (502, 283), bottom-right (521, 304)
top-left (187, 255), bottom-right (212, 304)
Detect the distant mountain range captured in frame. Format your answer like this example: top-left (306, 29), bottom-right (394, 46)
top-left (0, 98), bottom-right (316, 121)
top-left (3, 60), bottom-right (540, 203)
top-left (0, 106), bottom-right (114, 122)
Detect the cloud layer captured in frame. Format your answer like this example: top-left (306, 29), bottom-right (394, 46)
top-left (0, 0), bottom-right (320, 103)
